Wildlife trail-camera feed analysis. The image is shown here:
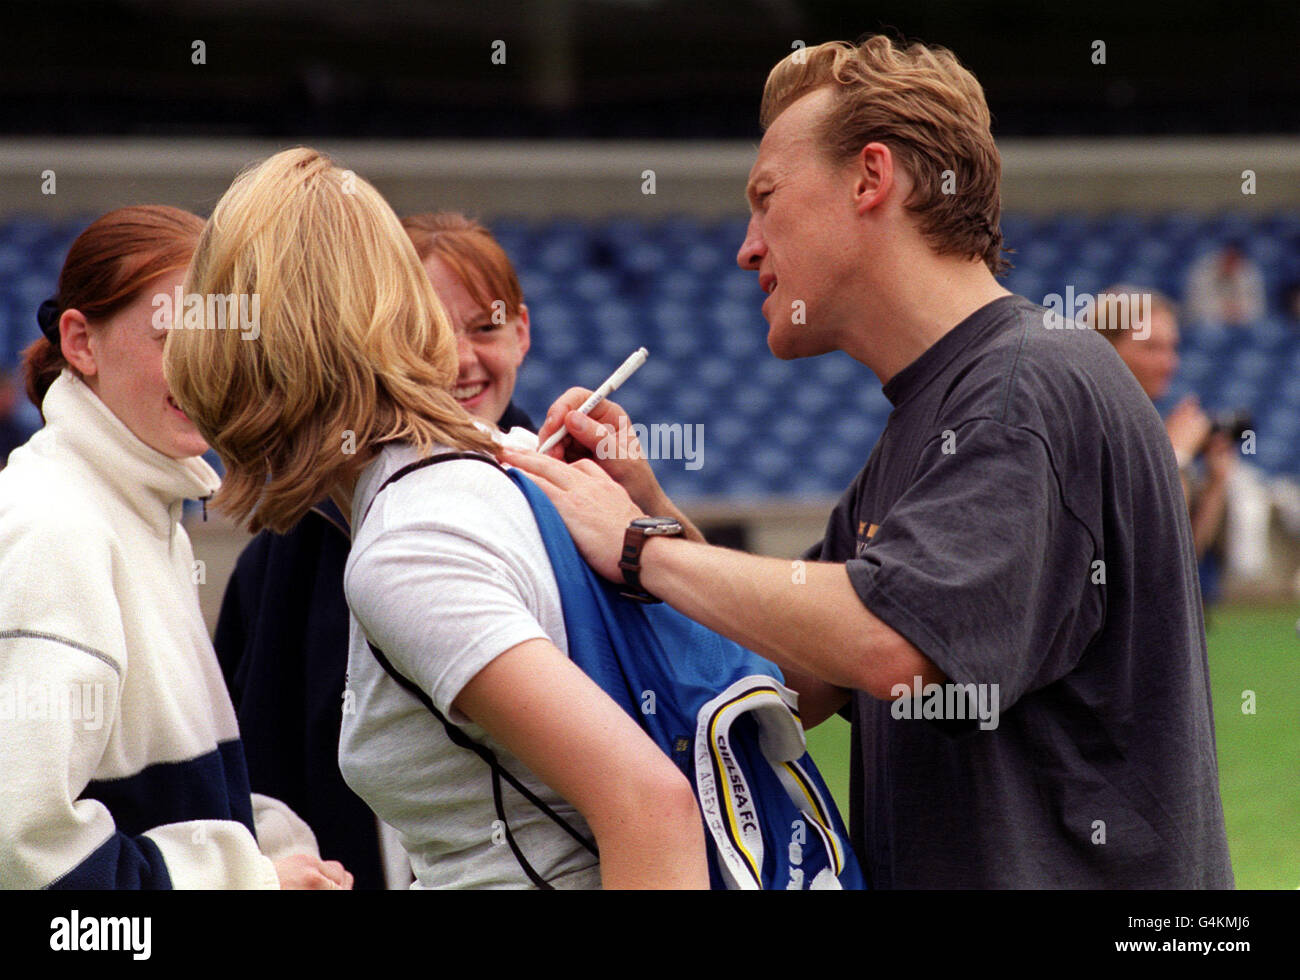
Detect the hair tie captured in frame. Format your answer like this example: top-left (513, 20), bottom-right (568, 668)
top-left (36, 297), bottom-right (62, 345)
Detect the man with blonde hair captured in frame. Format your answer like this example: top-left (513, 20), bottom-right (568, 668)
top-left (508, 35), bottom-right (1233, 888)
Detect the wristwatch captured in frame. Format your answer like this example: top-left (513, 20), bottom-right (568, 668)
top-left (619, 517), bottom-right (684, 603)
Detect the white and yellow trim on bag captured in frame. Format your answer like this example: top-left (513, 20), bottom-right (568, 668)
top-left (693, 675), bottom-right (849, 890)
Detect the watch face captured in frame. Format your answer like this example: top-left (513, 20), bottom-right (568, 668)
top-left (632, 517), bottom-right (675, 528)
top-left (631, 517), bottom-right (683, 534)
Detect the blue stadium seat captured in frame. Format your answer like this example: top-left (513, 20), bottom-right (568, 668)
top-left (4, 208), bottom-right (1299, 495)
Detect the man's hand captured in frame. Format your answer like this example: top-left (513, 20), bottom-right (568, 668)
top-left (536, 389), bottom-right (670, 513)
top-left (1166, 395), bottom-right (1212, 462)
top-left (533, 388), bottom-right (705, 541)
top-left (273, 853), bottom-right (354, 890)
top-left (500, 447), bottom-right (645, 582)
top-left (1203, 431), bottom-right (1238, 487)
top-left (1188, 431), bottom-right (1237, 558)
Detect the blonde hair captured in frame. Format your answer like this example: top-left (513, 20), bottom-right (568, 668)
top-left (760, 36), bottom-right (1007, 274)
top-left (1086, 282), bottom-right (1180, 343)
top-left (1090, 284), bottom-right (1177, 344)
top-left (164, 147), bottom-right (495, 533)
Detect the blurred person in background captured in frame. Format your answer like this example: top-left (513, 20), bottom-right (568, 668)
top-left (1092, 286), bottom-right (1237, 603)
top-left (1185, 241), bottom-right (1266, 326)
top-left (0, 206), bottom-right (348, 889)
top-left (215, 212), bottom-right (537, 889)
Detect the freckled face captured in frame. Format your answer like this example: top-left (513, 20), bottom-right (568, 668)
top-left (422, 255), bottom-right (529, 425)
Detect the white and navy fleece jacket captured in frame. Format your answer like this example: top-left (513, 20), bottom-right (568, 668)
top-left (0, 371), bottom-right (318, 889)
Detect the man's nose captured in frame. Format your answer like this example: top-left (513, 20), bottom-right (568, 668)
top-left (736, 216), bottom-right (765, 270)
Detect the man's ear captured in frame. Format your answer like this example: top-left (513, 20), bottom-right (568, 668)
top-left (515, 303), bottom-right (531, 361)
top-left (59, 309), bottom-right (98, 377)
top-left (853, 141), bottom-right (896, 216)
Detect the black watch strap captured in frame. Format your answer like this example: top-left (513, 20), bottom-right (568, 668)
top-left (618, 519), bottom-right (682, 603)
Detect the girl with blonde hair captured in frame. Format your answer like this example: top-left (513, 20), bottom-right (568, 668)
top-left (214, 211), bottom-right (540, 889)
top-left (166, 148), bottom-right (707, 889)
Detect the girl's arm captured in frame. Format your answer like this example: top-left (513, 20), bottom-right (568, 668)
top-left (453, 636), bottom-right (709, 889)
top-left (0, 514), bottom-right (341, 890)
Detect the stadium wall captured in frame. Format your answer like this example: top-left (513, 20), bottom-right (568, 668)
top-left (3, 137), bottom-right (1300, 218)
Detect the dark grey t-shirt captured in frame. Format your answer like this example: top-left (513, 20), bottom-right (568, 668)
top-left (807, 294), bottom-right (1233, 888)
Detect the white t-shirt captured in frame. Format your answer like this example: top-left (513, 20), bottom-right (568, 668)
top-left (339, 441), bottom-right (600, 889)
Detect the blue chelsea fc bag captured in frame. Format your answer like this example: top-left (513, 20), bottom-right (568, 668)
top-left (363, 453), bottom-right (864, 890)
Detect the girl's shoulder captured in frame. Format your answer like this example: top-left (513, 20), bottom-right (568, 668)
top-left (360, 444), bottom-right (525, 530)
top-left (0, 446), bottom-right (112, 539)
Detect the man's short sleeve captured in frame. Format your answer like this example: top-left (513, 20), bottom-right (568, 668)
top-left (846, 418), bottom-right (1101, 710)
